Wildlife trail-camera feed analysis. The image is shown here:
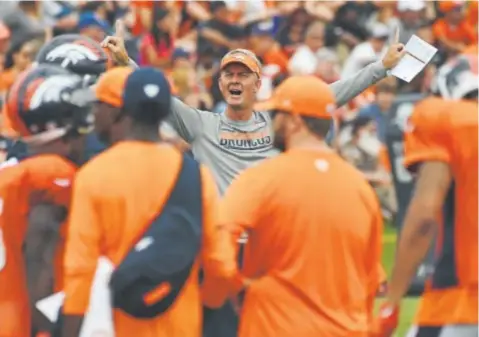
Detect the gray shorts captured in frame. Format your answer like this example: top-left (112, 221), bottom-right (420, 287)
top-left (406, 325), bottom-right (478, 337)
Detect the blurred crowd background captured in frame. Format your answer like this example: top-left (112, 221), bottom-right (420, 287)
top-left (0, 0), bottom-right (477, 220)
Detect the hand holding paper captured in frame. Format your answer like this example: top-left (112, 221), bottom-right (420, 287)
top-left (381, 27), bottom-right (407, 70)
top-left (390, 35), bottom-right (438, 83)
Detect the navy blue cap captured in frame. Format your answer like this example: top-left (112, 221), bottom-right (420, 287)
top-left (172, 48), bottom-right (190, 61)
top-left (250, 21), bottom-right (275, 36)
top-left (122, 67), bottom-right (172, 113)
top-left (78, 12), bottom-right (111, 33)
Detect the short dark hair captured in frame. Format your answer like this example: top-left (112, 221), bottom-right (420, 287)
top-left (301, 116), bottom-right (332, 138)
top-left (128, 101), bottom-right (169, 126)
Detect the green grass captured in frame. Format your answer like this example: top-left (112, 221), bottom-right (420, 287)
top-left (378, 224), bottom-right (419, 337)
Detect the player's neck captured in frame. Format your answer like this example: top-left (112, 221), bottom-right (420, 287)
top-left (287, 135), bottom-right (332, 153)
top-left (125, 124), bottom-right (161, 143)
top-left (224, 106), bottom-right (254, 122)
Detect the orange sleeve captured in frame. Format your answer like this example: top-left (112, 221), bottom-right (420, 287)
top-left (200, 166), bottom-right (241, 308)
top-left (220, 166), bottom-right (272, 233)
top-left (132, 0), bottom-right (154, 8)
top-left (63, 170), bottom-right (102, 315)
top-left (463, 22), bottom-right (478, 43)
top-left (264, 49), bottom-right (290, 74)
top-left (432, 20), bottom-right (447, 39)
top-left (366, 196), bottom-right (384, 319)
top-left (379, 146), bottom-right (391, 172)
top-left (29, 157), bottom-right (76, 207)
top-left (0, 104), bottom-right (18, 138)
top-left (203, 165), bottom-right (273, 306)
top-left (403, 99), bottom-right (451, 171)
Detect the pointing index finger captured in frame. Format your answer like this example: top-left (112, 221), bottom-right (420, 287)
top-left (394, 26), bottom-right (400, 44)
top-left (115, 19), bottom-right (125, 39)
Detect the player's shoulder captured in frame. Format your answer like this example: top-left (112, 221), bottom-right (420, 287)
top-left (410, 97), bottom-right (452, 133)
top-left (77, 141), bottom-right (182, 186)
top-left (412, 98), bottom-right (477, 131)
top-left (228, 155), bottom-right (278, 192)
top-left (21, 155), bottom-right (77, 190)
top-left (412, 97), bottom-right (450, 121)
top-left (76, 143), bottom-right (122, 184)
top-left (0, 158), bottom-right (26, 190)
top-left (448, 100), bottom-right (478, 127)
top-left (23, 154), bottom-right (77, 176)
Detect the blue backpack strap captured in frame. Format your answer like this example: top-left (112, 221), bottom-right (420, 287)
top-left (165, 153), bottom-right (202, 217)
top-left (110, 153), bottom-right (204, 319)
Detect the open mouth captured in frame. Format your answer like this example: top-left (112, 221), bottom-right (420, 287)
top-left (229, 89), bottom-right (243, 97)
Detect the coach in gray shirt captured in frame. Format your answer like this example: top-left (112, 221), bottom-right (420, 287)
top-left (167, 46), bottom-right (405, 194)
top-left (105, 24), bottom-right (405, 194)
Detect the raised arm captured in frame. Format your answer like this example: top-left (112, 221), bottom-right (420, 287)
top-left (331, 28), bottom-right (406, 107)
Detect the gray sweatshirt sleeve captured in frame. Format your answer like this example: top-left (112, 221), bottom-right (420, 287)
top-left (128, 58), bottom-right (139, 69)
top-left (125, 58), bottom-right (203, 143)
top-left (166, 98), bottom-right (204, 143)
top-left (330, 60), bottom-right (388, 108)
top-left (125, 58), bottom-right (202, 142)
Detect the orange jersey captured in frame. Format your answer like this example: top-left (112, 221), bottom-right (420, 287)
top-left (0, 154), bottom-right (76, 337)
top-left (1, 104), bottom-right (19, 138)
top-left (404, 98), bottom-right (478, 325)
top-left (432, 18), bottom-right (477, 45)
top-left (219, 149), bottom-right (384, 337)
top-left (63, 141), bottom-right (231, 337)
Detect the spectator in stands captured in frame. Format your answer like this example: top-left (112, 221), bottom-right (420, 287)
top-left (276, 6), bottom-right (312, 57)
top-left (248, 21), bottom-right (289, 75)
top-left (392, 0), bottom-right (427, 44)
top-left (197, 1), bottom-right (245, 60)
top-left (433, 0), bottom-right (477, 58)
top-left (41, 1), bottom-right (78, 37)
top-left (78, 11), bottom-right (111, 43)
top-left (340, 116), bottom-right (383, 174)
top-left (357, 79), bottom-right (397, 143)
top-left (324, 1), bottom-right (376, 51)
top-left (288, 20), bottom-right (329, 76)
top-left (79, 1), bottom-right (110, 22)
top-left (130, 1), bottom-right (154, 37)
top-left (341, 22), bottom-right (390, 78)
top-left (339, 115), bottom-right (396, 220)
top-left (1, 0), bottom-right (48, 45)
top-left (467, 0), bottom-right (478, 30)
top-left (0, 22), bottom-right (10, 55)
top-left (365, 1), bottom-right (397, 35)
top-left (247, 20), bottom-right (289, 101)
top-left (315, 48), bottom-right (341, 84)
top-left (303, 1), bottom-right (346, 23)
top-left (171, 49), bottom-right (213, 111)
top-left (0, 36), bottom-right (36, 98)
top-left (139, 6), bottom-right (175, 69)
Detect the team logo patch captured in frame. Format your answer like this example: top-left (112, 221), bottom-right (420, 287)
top-left (219, 128), bottom-right (272, 151)
top-left (45, 43), bottom-right (100, 68)
top-left (144, 84), bottom-right (160, 98)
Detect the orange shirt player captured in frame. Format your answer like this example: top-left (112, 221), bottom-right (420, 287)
top-left (213, 76), bottom-right (385, 337)
top-left (0, 64), bottom-right (93, 337)
top-left (375, 55), bottom-right (478, 337)
top-left (61, 67), bottom-right (236, 337)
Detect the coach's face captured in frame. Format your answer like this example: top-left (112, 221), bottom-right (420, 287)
top-left (219, 63), bottom-right (261, 111)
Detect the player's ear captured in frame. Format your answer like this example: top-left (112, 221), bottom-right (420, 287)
top-left (254, 77), bottom-right (262, 93)
top-left (289, 114), bottom-right (304, 133)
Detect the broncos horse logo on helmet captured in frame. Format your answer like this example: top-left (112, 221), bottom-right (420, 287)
top-left (431, 53), bottom-right (478, 101)
top-left (35, 34), bottom-right (115, 85)
top-left (5, 64), bottom-right (94, 145)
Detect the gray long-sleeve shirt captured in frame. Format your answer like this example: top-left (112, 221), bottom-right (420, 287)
top-left (167, 61), bottom-right (387, 194)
